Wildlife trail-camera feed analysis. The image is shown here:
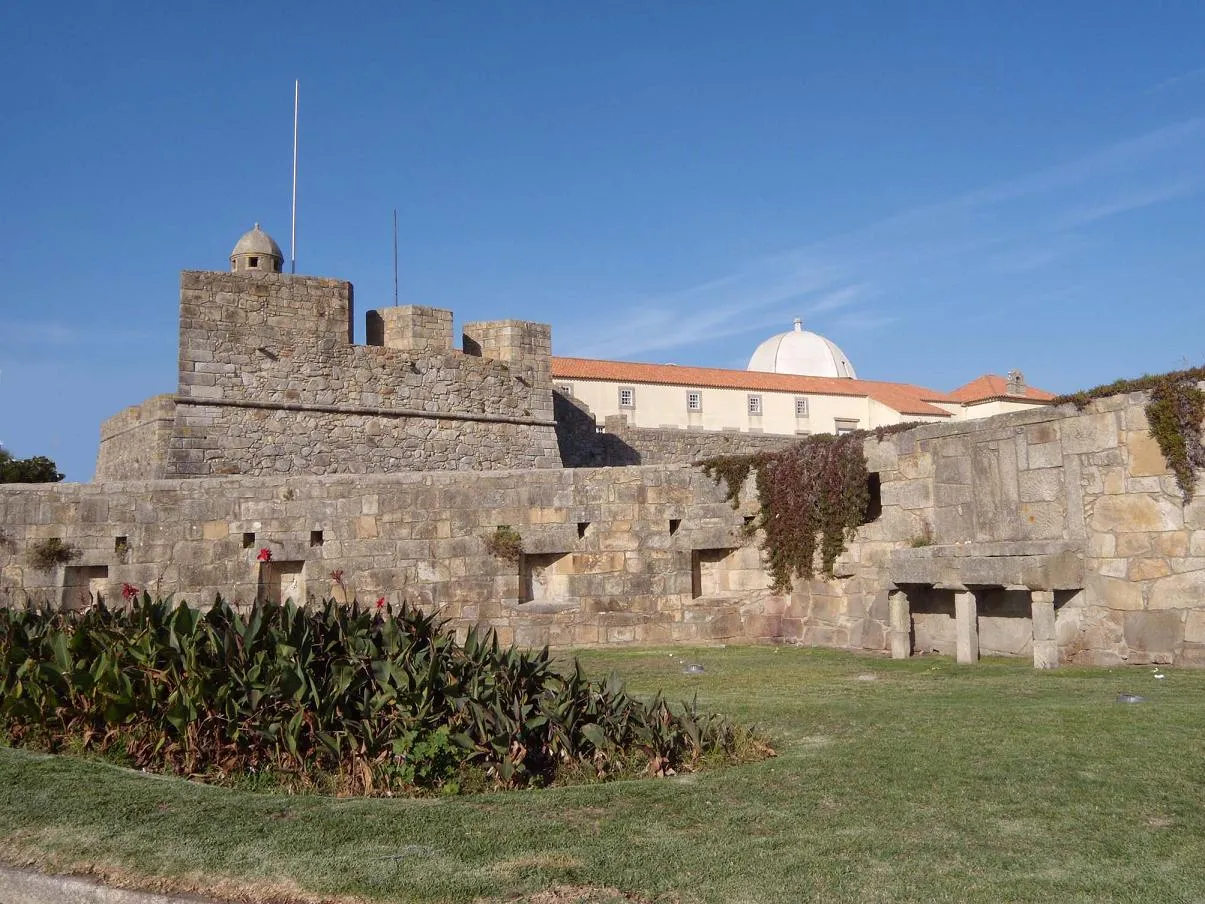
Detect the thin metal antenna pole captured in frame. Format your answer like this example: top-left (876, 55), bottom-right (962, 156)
top-left (393, 209), bottom-right (399, 306)
top-left (290, 79), bottom-right (299, 274)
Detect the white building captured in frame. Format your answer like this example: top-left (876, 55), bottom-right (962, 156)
top-left (552, 320), bottom-right (1053, 436)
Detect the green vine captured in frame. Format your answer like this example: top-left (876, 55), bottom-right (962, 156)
top-left (1145, 376), bottom-right (1205, 501)
top-left (700, 434), bottom-right (872, 592)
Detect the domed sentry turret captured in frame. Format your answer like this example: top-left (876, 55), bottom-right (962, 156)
top-left (230, 223), bottom-right (284, 273)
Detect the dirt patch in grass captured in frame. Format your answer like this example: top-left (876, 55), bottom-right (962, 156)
top-left (492, 853), bottom-right (587, 878)
top-left (487, 886), bottom-right (655, 903)
top-left (0, 835), bottom-right (351, 904)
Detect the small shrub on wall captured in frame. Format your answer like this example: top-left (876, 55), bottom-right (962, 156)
top-left (26, 538), bottom-right (80, 572)
top-left (485, 524), bottom-right (524, 563)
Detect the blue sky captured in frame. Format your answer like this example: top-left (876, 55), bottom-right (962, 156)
top-left (1, 2), bottom-right (1203, 481)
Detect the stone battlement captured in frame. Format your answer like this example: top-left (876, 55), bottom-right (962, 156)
top-left (97, 269), bottom-right (559, 479)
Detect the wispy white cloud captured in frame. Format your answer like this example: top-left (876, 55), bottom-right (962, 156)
top-left (555, 117), bottom-right (1205, 360)
top-left (1054, 181), bottom-right (1196, 228)
top-left (1149, 65), bottom-right (1205, 93)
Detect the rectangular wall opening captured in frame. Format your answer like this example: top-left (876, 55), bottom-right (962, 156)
top-left (974, 587), bottom-right (1033, 657)
top-left (669, 518), bottom-right (681, 536)
top-left (577, 522), bottom-right (590, 539)
top-left (862, 473), bottom-right (882, 523)
top-left (310, 530), bottom-right (324, 547)
top-left (114, 535), bottom-right (129, 562)
top-left (908, 586), bottom-right (956, 655)
top-left (521, 552), bottom-right (571, 603)
top-left (62, 565), bottom-right (109, 610)
top-left (242, 532), bottom-right (256, 549)
top-left (691, 548), bottom-right (738, 598)
top-left (257, 560), bottom-right (305, 606)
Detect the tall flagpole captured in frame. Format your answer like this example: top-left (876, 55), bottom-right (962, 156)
top-left (393, 209), bottom-right (399, 306)
top-left (290, 79), bottom-right (299, 275)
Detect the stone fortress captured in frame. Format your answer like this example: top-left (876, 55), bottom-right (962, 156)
top-left (3, 225), bottom-right (1204, 667)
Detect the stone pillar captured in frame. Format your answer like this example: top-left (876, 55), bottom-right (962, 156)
top-left (1031, 590), bottom-right (1058, 670)
top-left (953, 588), bottom-right (979, 664)
top-left (888, 588), bottom-right (911, 659)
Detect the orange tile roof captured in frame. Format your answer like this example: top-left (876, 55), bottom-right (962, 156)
top-left (949, 374), bottom-right (1055, 404)
top-left (550, 356), bottom-right (959, 418)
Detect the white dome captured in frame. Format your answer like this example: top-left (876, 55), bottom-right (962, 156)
top-left (747, 319), bottom-right (857, 379)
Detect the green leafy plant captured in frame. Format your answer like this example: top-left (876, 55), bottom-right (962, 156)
top-left (27, 538), bottom-right (81, 572)
top-left (0, 449), bottom-right (64, 484)
top-left (0, 596), bottom-right (766, 796)
top-left (485, 524), bottom-right (524, 564)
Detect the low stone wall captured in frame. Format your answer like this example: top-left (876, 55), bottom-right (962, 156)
top-left (788, 391), bottom-right (1205, 667)
top-left (554, 390), bottom-right (796, 467)
top-left (0, 465), bottom-right (783, 648)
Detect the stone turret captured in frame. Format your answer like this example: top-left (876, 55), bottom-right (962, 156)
top-left (230, 223), bottom-right (284, 273)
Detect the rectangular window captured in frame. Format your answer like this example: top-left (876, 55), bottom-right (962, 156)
top-left (747, 394), bottom-right (763, 416)
top-left (835, 418), bottom-right (859, 436)
top-left (618, 386), bottom-right (635, 408)
top-left (687, 390), bottom-right (702, 411)
top-left (795, 397), bottom-right (809, 417)
top-left (556, 383), bottom-right (573, 396)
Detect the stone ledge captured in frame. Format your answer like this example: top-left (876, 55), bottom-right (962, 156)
top-left (889, 542), bottom-right (1085, 590)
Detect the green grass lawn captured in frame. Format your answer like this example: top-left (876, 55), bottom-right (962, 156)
top-left (2, 646), bottom-right (1204, 904)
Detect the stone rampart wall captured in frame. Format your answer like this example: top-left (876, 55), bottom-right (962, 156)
top-left (601, 415), bottom-right (799, 464)
top-left (94, 395), bottom-right (176, 481)
top-left (554, 391), bottom-right (796, 467)
top-left (0, 466), bottom-right (782, 648)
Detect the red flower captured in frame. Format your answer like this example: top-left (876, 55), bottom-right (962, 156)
top-left (375, 596), bottom-right (386, 609)
top-left (256, 547), bottom-right (272, 562)
top-left (121, 583), bottom-right (139, 601)
top-left (330, 569), bottom-right (345, 585)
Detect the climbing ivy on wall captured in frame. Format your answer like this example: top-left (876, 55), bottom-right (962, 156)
top-left (700, 433), bottom-right (876, 592)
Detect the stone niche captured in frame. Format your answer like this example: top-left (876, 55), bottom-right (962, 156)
top-left (62, 565), bottom-right (109, 610)
top-left (521, 552), bottom-right (572, 604)
top-left (257, 560), bottom-right (305, 605)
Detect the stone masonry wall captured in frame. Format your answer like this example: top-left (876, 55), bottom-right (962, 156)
top-left (0, 466), bottom-right (783, 648)
top-left (786, 389), bottom-right (1205, 667)
top-left (164, 271), bottom-right (559, 476)
top-left (94, 394), bottom-right (176, 481)
top-left (554, 391), bottom-right (796, 467)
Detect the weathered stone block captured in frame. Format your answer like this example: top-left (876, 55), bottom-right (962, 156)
top-left (1060, 413), bottom-right (1119, 454)
top-left (1090, 495), bottom-right (1183, 533)
top-left (1086, 573), bottom-right (1144, 611)
top-left (1148, 569), bottom-right (1205, 609)
top-left (1126, 430), bottom-right (1170, 478)
top-left (1123, 611), bottom-right (1182, 657)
